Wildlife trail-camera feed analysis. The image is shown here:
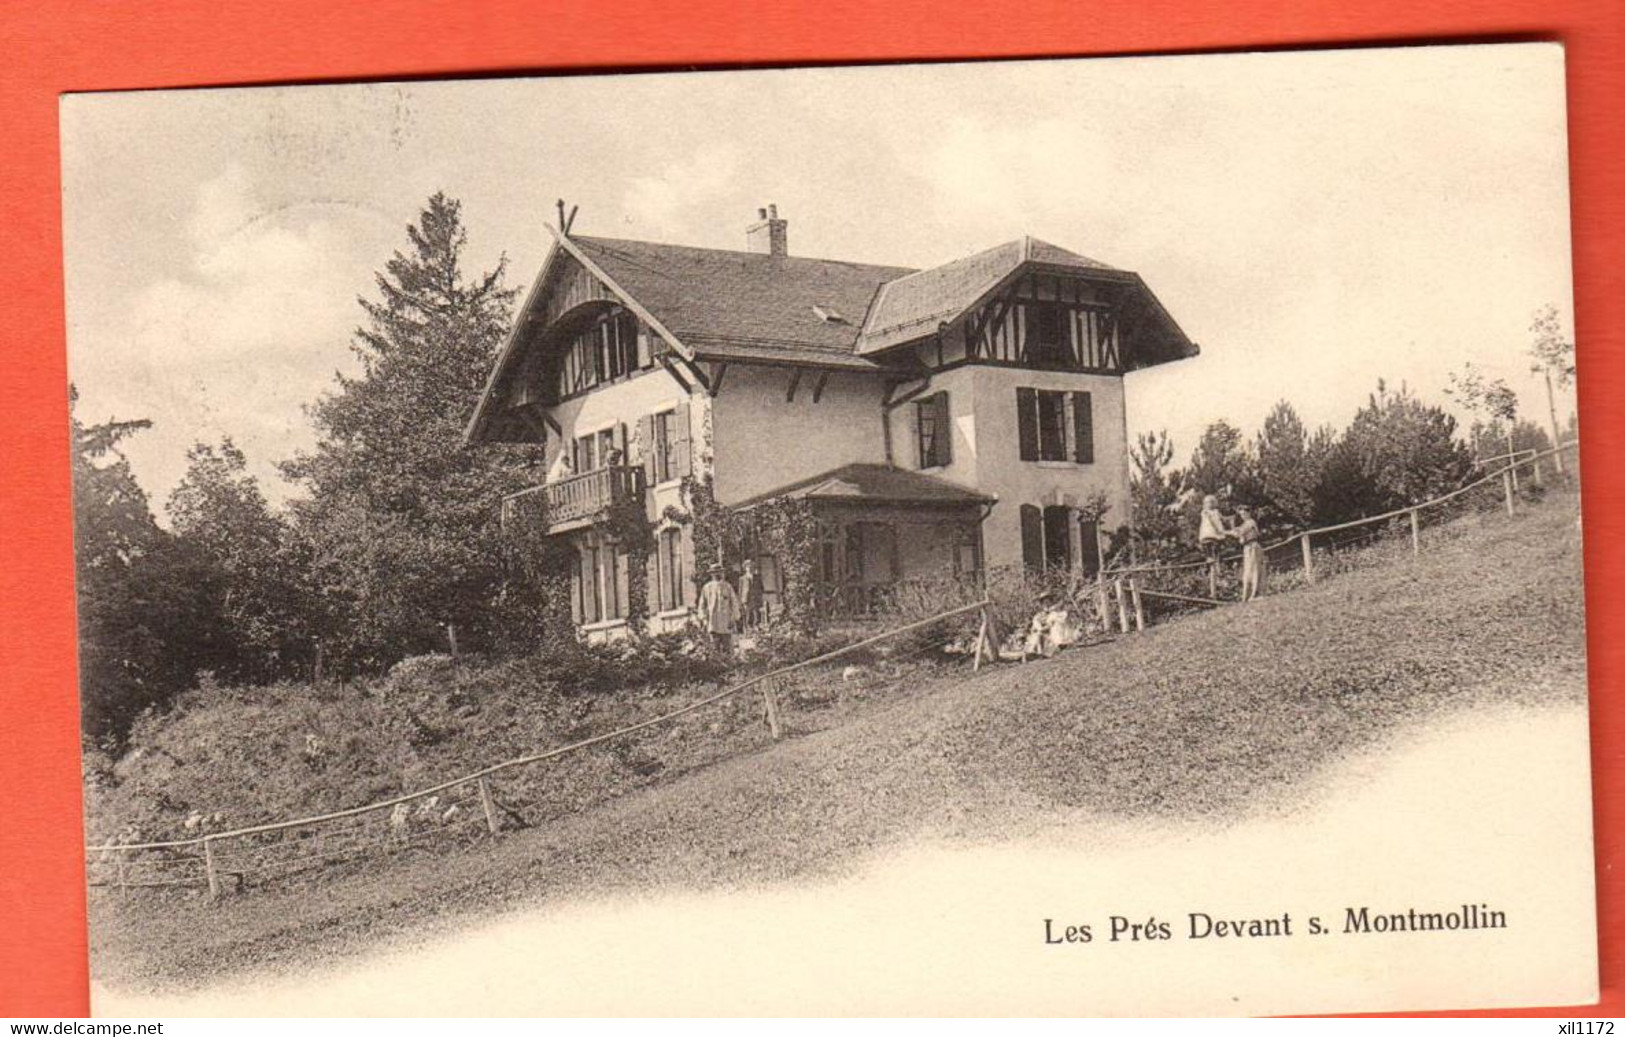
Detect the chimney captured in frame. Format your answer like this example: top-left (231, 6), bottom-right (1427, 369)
top-left (746, 203), bottom-right (788, 257)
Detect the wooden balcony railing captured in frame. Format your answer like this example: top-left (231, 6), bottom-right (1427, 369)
top-left (501, 465), bottom-right (645, 533)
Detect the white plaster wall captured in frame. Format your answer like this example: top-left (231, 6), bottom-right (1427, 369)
top-left (969, 367), bottom-right (1131, 571)
top-left (882, 366), bottom-right (982, 488)
top-left (710, 366), bottom-right (889, 505)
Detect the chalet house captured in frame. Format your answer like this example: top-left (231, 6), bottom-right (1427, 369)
top-left (466, 206), bottom-right (1196, 638)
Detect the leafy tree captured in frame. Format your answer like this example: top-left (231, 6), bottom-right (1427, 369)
top-left (1129, 430), bottom-right (1184, 559)
top-left (167, 438), bottom-right (310, 682)
top-left (281, 193), bottom-right (544, 671)
top-left (1444, 361), bottom-right (1518, 458)
top-left (70, 389), bottom-right (213, 741)
top-left (1250, 401), bottom-right (1319, 530)
top-left (1528, 304), bottom-right (1576, 469)
top-left (1184, 420), bottom-right (1250, 500)
top-left (1342, 380), bottom-right (1472, 511)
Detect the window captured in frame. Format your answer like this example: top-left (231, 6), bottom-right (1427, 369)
top-left (652, 410), bottom-right (676, 483)
top-left (1019, 504), bottom-right (1079, 573)
top-left (657, 528), bottom-right (684, 611)
top-left (1025, 303), bottom-right (1069, 366)
top-left (1016, 388), bottom-right (1095, 464)
top-left (915, 391), bottom-right (952, 468)
top-left (953, 525), bottom-right (983, 583)
top-left (1042, 506), bottom-right (1073, 571)
top-left (554, 310), bottom-right (645, 399)
top-left (578, 543), bottom-right (625, 624)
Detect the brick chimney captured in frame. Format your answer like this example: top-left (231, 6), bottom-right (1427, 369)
top-left (746, 204), bottom-right (788, 257)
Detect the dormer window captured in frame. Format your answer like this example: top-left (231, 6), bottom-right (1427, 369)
top-left (812, 304), bottom-right (849, 325)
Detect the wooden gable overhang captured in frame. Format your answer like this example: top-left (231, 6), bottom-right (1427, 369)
top-left (862, 256), bottom-right (1198, 374)
top-left (464, 227), bottom-right (705, 445)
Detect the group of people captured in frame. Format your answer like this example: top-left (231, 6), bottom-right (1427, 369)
top-left (696, 559), bottom-right (766, 656)
top-left (1197, 494), bottom-right (1266, 602)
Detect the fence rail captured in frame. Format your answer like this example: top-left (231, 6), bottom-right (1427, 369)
top-left (87, 598), bottom-right (994, 899)
top-left (1106, 439), bottom-right (1578, 581)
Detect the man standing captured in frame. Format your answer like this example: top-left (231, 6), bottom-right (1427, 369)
top-left (698, 562), bottom-right (741, 657)
top-left (739, 559), bottom-right (764, 630)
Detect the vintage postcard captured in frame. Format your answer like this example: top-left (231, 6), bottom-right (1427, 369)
top-left (63, 43), bottom-right (1595, 1016)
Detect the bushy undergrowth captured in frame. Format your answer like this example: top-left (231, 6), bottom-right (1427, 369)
top-left (84, 618), bottom-right (963, 853)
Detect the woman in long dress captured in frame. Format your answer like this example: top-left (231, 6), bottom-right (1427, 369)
top-left (1229, 505), bottom-right (1266, 602)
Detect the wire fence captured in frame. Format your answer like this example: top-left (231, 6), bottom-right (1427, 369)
top-left (87, 441), bottom-right (1580, 902)
top-left (1106, 440), bottom-right (1579, 618)
top-left (85, 598), bottom-right (995, 901)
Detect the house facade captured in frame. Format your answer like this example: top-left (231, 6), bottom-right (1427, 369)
top-left (466, 207), bottom-right (1197, 638)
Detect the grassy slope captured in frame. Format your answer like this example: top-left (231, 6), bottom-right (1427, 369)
top-left (91, 494), bottom-right (1589, 991)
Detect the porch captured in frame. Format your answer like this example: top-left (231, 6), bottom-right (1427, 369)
top-left (733, 463), bottom-right (994, 622)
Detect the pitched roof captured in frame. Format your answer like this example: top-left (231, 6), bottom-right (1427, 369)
top-left (731, 463), bottom-right (995, 510)
top-left (570, 236), bottom-right (914, 366)
top-left (856, 236), bottom-right (1119, 354)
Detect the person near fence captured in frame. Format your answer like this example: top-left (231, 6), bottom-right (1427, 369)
top-left (739, 559), bottom-right (764, 630)
top-left (698, 562), bottom-right (742, 657)
top-left (1229, 504), bottom-right (1266, 602)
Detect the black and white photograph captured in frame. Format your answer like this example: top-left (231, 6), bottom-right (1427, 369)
top-left (64, 44), bottom-right (1594, 1015)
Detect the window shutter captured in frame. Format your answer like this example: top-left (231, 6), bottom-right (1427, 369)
top-left (1017, 388), bottom-right (1039, 461)
top-left (1072, 391), bottom-right (1094, 465)
top-left (673, 400), bottom-right (693, 476)
top-left (934, 391), bottom-right (952, 466)
top-left (1020, 504), bottom-right (1044, 571)
top-left (638, 415), bottom-right (656, 484)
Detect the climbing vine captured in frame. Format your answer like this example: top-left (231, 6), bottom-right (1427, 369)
top-left (679, 475), bottom-right (822, 634)
top-left (498, 493), bottom-right (577, 642)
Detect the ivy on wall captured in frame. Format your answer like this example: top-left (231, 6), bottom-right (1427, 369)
top-left (678, 476), bottom-right (822, 635)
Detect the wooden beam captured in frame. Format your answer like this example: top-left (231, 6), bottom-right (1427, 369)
top-left (707, 362), bottom-right (729, 396)
top-left (883, 378), bottom-right (933, 411)
top-left (811, 371), bottom-right (829, 403)
top-left (659, 356), bottom-right (696, 395)
top-left (786, 369), bottom-right (803, 403)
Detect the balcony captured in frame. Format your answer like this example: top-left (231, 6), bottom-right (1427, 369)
top-left (501, 465), bottom-right (645, 535)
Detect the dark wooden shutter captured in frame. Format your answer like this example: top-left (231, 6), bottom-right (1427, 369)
top-left (673, 400), bottom-right (693, 477)
top-left (1020, 504), bottom-right (1044, 571)
top-left (934, 391), bottom-right (952, 466)
top-left (1016, 388), bottom-right (1039, 461)
top-left (1072, 391), bottom-right (1094, 465)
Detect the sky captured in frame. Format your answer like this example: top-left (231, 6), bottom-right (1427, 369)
top-left (59, 44), bottom-right (1575, 513)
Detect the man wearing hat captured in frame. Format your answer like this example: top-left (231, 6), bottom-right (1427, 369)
top-left (698, 561), bottom-right (742, 657)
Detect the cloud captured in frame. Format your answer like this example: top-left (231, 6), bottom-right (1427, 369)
top-left (69, 165), bottom-right (391, 514)
top-left (620, 144), bottom-right (743, 236)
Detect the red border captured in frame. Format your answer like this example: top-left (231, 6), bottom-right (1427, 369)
top-left (2, 0), bottom-right (1619, 1018)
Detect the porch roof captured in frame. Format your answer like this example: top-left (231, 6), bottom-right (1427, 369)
top-left (733, 463), bottom-right (995, 510)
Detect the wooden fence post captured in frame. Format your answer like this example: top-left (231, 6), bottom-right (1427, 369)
top-left (1409, 509), bottom-right (1420, 556)
top-left (1301, 533), bottom-right (1314, 584)
top-left (1533, 458), bottom-right (1544, 488)
top-left (971, 606), bottom-right (991, 672)
top-left (1113, 578), bottom-right (1130, 634)
top-left (477, 778), bottom-right (500, 836)
top-left (1130, 579), bottom-right (1145, 632)
top-left (1502, 470), bottom-right (1516, 516)
top-left (203, 837), bottom-right (220, 900)
top-left (761, 679), bottom-right (783, 740)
